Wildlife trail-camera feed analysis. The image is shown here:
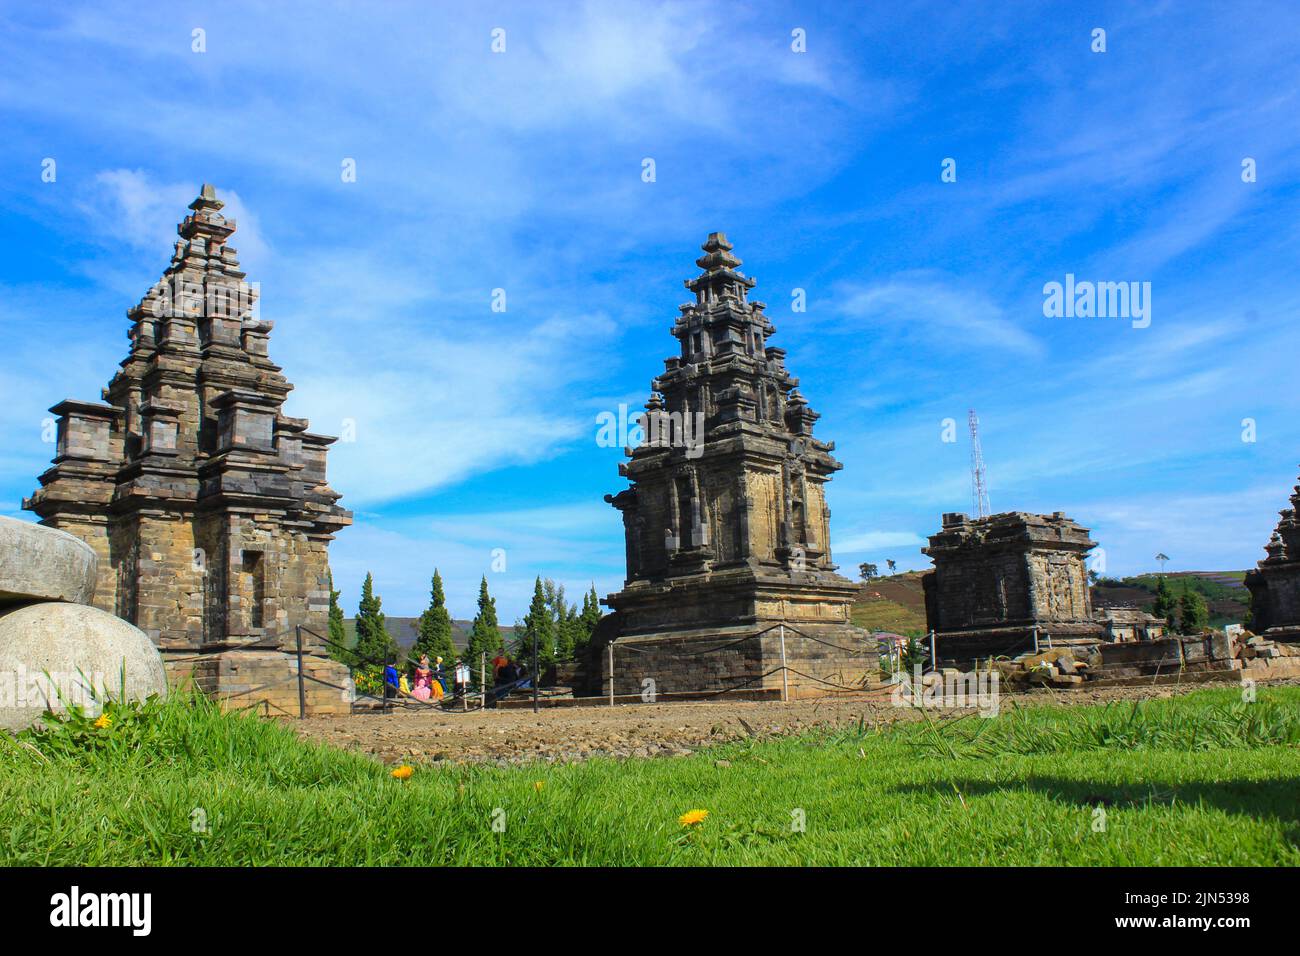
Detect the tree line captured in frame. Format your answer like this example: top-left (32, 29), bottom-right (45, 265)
top-left (326, 569), bottom-right (603, 681)
top-left (1150, 576), bottom-right (1210, 635)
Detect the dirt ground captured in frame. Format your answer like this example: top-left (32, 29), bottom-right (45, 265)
top-left (292, 678), bottom-right (1291, 766)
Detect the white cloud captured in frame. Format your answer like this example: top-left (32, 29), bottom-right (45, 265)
top-left (832, 530), bottom-right (927, 554)
top-left (836, 274), bottom-right (1046, 359)
top-left (89, 170), bottom-right (270, 267)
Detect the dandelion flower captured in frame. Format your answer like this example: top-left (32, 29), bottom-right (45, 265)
top-left (93, 714), bottom-right (112, 729)
top-left (391, 765), bottom-right (414, 780)
top-left (678, 809), bottom-right (708, 827)
top-left (533, 781), bottom-right (544, 792)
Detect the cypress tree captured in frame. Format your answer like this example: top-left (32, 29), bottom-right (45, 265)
top-left (1177, 588), bottom-right (1209, 635)
top-left (466, 576), bottom-right (503, 678)
top-left (519, 576), bottom-right (556, 670)
top-left (354, 572), bottom-right (398, 669)
top-left (574, 583), bottom-right (602, 654)
top-left (555, 602), bottom-right (578, 662)
top-left (1151, 576), bottom-right (1177, 628)
top-left (327, 569), bottom-right (348, 662)
top-left (415, 569), bottom-right (457, 665)
top-left (545, 579), bottom-right (577, 662)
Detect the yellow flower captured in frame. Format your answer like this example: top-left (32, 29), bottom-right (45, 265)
top-left (533, 781), bottom-right (544, 792)
top-left (93, 714), bottom-right (112, 729)
top-left (391, 765), bottom-right (414, 780)
top-left (678, 809), bottom-right (708, 827)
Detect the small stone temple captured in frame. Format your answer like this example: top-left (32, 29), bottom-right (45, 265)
top-left (1245, 467), bottom-right (1300, 642)
top-left (24, 184), bottom-right (353, 715)
top-left (922, 511), bottom-right (1105, 663)
top-left (600, 233), bottom-right (874, 698)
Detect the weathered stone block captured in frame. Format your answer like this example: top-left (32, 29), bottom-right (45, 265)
top-left (0, 515), bottom-right (98, 608)
top-left (0, 601), bottom-right (168, 731)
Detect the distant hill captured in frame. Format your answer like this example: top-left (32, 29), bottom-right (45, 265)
top-left (1091, 571), bottom-right (1250, 628)
top-left (847, 569), bottom-right (1253, 636)
top-left (341, 618), bottom-right (516, 652)
top-left (850, 571), bottom-right (928, 636)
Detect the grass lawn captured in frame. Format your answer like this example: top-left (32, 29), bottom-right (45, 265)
top-left (2, 687), bottom-right (1297, 866)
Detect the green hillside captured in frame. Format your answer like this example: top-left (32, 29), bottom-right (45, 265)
top-left (1092, 572), bottom-right (1250, 628)
top-left (850, 572), bottom-right (928, 636)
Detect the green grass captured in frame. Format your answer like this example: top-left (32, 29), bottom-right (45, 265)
top-left (850, 598), bottom-right (927, 636)
top-left (2, 688), bottom-right (1297, 865)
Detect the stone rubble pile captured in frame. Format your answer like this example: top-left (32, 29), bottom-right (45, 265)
top-left (936, 627), bottom-right (1300, 691)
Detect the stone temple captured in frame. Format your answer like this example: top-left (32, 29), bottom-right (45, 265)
top-left (922, 511), bottom-right (1105, 664)
top-left (1245, 467), bottom-right (1300, 642)
top-left (24, 185), bottom-right (352, 715)
top-left (600, 233), bottom-right (875, 698)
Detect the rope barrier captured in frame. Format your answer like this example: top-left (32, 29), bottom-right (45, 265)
top-left (612, 623), bottom-right (875, 659)
top-left (680, 666), bottom-right (790, 698)
top-left (614, 631), bottom-right (761, 658)
top-left (759, 622), bottom-right (877, 654)
top-left (779, 666), bottom-right (877, 693)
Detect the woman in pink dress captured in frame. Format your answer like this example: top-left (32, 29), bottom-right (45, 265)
top-left (411, 654), bottom-right (434, 702)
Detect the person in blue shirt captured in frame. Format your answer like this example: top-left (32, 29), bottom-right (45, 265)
top-left (383, 659), bottom-right (400, 699)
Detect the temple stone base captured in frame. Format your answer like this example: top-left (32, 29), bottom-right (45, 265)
top-left (929, 622), bottom-right (1106, 668)
top-left (166, 649), bottom-right (353, 717)
top-left (602, 623), bottom-right (876, 699)
top-left (602, 569), bottom-right (877, 698)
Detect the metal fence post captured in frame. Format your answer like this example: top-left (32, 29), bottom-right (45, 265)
top-left (929, 629), bottom-right (937, 672)
top-left (779, 623), bottom-right (789, 703)
top-left (480, 652), bottom-right (487, 711)
top-left (608, 641), bottom-right (615, 707)
top-left (295, 625), bottom-right (307, 719)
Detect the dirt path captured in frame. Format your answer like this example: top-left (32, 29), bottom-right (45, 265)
top-left (292, 679), bottom-right (1292, 766)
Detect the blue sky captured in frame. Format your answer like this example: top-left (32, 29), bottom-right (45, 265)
top-left (2, 1), bottom-right (1299, 622)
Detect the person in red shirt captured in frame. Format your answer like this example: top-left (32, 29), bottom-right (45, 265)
top-left (491, 650), bottom-right (510, 678)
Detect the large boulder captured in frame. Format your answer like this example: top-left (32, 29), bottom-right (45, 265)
top-left (0, 516), bottom-right (97, 608)
top-left (0, 602), bottom-right (167, 731)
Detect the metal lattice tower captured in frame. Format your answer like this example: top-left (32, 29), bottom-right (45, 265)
top-left (968, 409), bottom-right (990, 519)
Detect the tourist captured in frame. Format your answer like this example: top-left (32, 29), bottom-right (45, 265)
top-left (433, 656), bottom-right (449, 695)
top-left (491, 648), bottom-right (510, 680)
top-left (411, 654), bottom-right (434, 702)
top-left (490, 655), bottom-right (515, 708)
top-left (453, 658), bottom-right (470, 700)
top-left (383, 658), bottom-right (400, 699)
